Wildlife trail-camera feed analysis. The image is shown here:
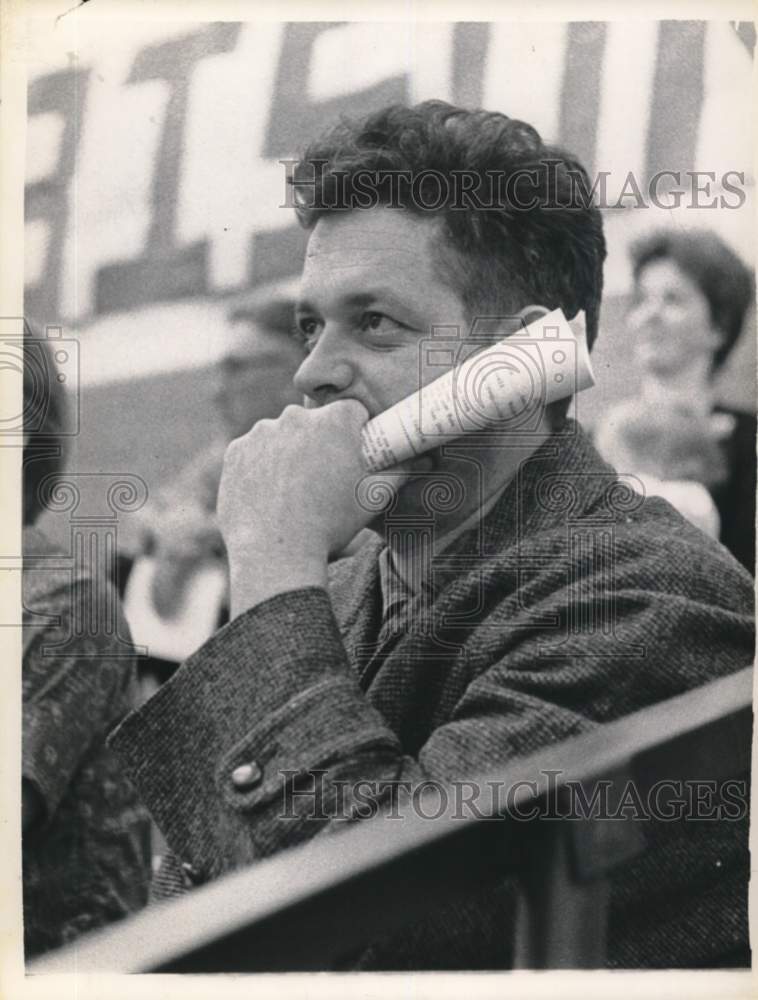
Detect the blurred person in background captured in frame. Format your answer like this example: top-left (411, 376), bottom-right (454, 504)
top-left (138, 282), bottom-right (306, 621)
top-left (596, 229), bottom-right (756, 573)
top-left (22, 333), bottom-right (151, 958)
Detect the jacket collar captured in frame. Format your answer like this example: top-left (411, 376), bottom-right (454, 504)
top-left (330, 420), bottom-right (618, 644)
top-left (428, 420), bottom-right (616, 591)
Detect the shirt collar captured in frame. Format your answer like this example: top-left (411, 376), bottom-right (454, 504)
top-left (377, 481), bottom-right (509, 617)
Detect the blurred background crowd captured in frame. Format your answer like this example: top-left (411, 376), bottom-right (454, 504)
top-left (14, 16), bottom-right (755, 956)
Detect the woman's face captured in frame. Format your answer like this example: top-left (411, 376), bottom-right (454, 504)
top-left (627, 258), bottom-right (723, 378)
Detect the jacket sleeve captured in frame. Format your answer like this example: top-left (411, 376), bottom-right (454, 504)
top-left (108, 534), bottom-right (754, 886)
top-left (109, 587), bottom-right (409, 879)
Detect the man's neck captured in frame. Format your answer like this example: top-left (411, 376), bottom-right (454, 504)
top-left (375, 415), bottom-right (555, 592)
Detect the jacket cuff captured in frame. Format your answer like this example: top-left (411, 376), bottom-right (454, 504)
top-left (109, 587), bottom-right (399, 876)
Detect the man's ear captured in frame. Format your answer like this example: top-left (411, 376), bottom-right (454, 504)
top-left (514, 304), bottom-right (550, 329)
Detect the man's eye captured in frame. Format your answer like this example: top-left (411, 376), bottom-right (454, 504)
top-left (360, 311), bottom-right (400, 334)
top-left (293, 318), bottom-right (321, 349)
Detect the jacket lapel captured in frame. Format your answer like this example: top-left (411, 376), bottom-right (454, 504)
top-left (428, 421), bottom-right (617, 607)
top-left (329, 422), bottom-right (619, 683)
top-left (328, 537), bottom-right (384, 679)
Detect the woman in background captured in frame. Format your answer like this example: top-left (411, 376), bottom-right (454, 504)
top-left (22, 333), bottom-right (151, 957)
top-left (596, 229), bottom-right (755, 573)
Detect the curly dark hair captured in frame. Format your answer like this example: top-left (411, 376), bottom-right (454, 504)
top-left (630, 229), bottom-right (754, 370)
top-left (290, 101), bottom-right (607, 356)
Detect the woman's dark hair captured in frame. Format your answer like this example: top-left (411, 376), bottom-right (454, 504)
top-left (291, 100), bottom-right (607, 354)
top-left (23, 329), bottom-right (69, 525)
top-left (630, 229), bottom-right (754, 370)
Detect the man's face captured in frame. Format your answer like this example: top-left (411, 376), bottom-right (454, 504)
top-left (214, 315), bottom-right (305, 439)
top-left (293, 208), bottom-right (469, 414)
top-left (292, 207), bottom-right (489, 527)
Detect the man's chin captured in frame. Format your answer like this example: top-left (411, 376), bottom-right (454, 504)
top-left (366, 455), bottom-right (448, 529)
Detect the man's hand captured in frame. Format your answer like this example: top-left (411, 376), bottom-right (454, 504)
top-left (218, 400), bottom-right (419, 618)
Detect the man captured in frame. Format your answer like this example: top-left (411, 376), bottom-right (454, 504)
top-left (111, 102), bottom-right (754, 968)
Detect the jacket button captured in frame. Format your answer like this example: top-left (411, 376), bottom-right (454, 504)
top-left (181, 861), bottom-right (204, 886)
top-left (232, 761), bottom-right (262, 790)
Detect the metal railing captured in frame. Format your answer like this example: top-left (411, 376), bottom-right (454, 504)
top-left (30, 666), bottom-right (753, 973)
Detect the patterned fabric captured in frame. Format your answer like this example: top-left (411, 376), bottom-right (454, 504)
top-left (22, 527), bottom-right (151, 958)
top-left (111, 421), bottom-right (754, 968)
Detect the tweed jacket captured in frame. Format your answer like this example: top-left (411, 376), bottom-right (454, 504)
top-left (111, 420), bottom-right (754, 969)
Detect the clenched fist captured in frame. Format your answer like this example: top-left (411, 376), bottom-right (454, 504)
top-left (217, 400), bottom-right (423, 617)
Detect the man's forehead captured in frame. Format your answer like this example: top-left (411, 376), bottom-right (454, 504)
top-left (297, 208), bottom-right (468, 323)
top-left (305, 208), bottom-right (440, 259)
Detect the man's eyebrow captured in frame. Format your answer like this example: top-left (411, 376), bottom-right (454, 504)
top-left (294, 298), bottom-right (318, 315)
top-left (296, 290), bottom-right (422, 316)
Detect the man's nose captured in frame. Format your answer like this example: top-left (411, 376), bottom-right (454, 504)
top-left (292, 328), bottom-right (354, 404)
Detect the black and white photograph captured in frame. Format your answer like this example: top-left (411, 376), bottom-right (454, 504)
top-left (0, 1), bottom-right (755, 995)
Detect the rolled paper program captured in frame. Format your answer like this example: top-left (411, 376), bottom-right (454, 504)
top-left (360, 308), bottom-right (595, 473)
